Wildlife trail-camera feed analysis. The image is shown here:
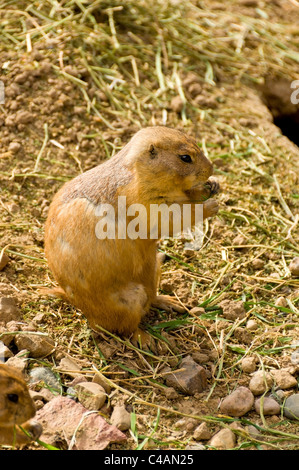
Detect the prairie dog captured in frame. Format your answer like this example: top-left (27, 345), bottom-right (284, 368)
top-left (0, 363), bottom-right (42, 446)
top-left (44, 127), bottom-right (220, 341)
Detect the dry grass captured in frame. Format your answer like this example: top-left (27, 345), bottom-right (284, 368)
top-left (0, 0), bottom-right (299, 450)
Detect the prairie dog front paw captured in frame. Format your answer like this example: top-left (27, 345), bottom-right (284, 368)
top-left (204, 178), bottom-right (220, 197)
top-left (203, 198), bottom-right (219, 219)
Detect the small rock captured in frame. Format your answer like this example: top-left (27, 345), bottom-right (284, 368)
top-left (35, 396), bottom-right (126, 450)
top-left (249, 371), bottom-right (274, 395)
top-left (183, 247), bottom-right (195, 257)
top-left (186, 443), bottom-right (206, 450)
top-left (75, 382), bottom-right (106, 411)
top-left (271, 369), bottom-right (297, 390)
top-left (0, 297), bottom-right (21, 323)
top-left (275, 296), bottom-right (288, 307)
top-left (164, 387), bottom-right (179, 399)
top-left (69, 375), bottom-right (88, 387)
top-left (57, 356), bottom-right (82, 378)
top-left (246, 319), bottom-right (259, 331)
top-left (188, 83), bottom-right (202, 98)
top-left (289, 257), bottom-right (299, 277)
top-left (15, 110), bottom-right (34, 124)
top-left (110, 405), bottom-right (131, 431)
top-left (234, 327), bottom-right (252, 345)
top-left (164, 356), bottom-right (207, 395)
top-left (246, 424), bottom-right (260, 439)
top-left (241, 356), bottom-right (257, 374)
top-left (291, 349), bottom-right (299, 365)
top-left (193, 422), bottom-right (212, 441)
top-left (254, 397), bottom-right (280, 416)
top-left (15, 332), bottom-right (55, 358)
top-left (92, 371), bottom-right (111, 394)
top-left (170, 95), bottom-right (184, 113)
top-left (14, 72), bottom-right (29, 84)
top-left (0, 253), bottom-right (9, 271)
top-left (251, 258), bottom-right (265, 270)
top-left (192, 351), bottom-right (210, 364)
top-left (8, 142), bottom-right (21, 153)
top-left (29, 366), bottom-right (62, 393)
top-left (283, 394), bottom-right (299, 420)
top-left (32, 312), bottom-right (47, 324)
top-left (5, 355), bottom-right (27, 374)
top-left (30, 387), bottom-right (56, 403)
top-left (219, 386), bottom-right (254, 417)
top-left (189, 307), bottom-right (205, 316)
top-left (219, 300), bottom-right (246, 320)
top-left (0, 341), bottom-right (13, 360)
top-left (209, 428), bottom-right (236, 450)
top-left (232, 234), bottom-right (247, 247)
top-left (185, 418), bottom-right (198, 432)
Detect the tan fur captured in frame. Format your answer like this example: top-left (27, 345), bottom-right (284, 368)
top-left (44, 126), bottom-right (220, 338)
top-left (0, 364), bottom-right (42, 446)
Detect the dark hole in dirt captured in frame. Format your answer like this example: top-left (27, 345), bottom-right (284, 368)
top-left (259, 76), bottom-right (299, 146)
top-left (273, 113), bottom-right (299, 146)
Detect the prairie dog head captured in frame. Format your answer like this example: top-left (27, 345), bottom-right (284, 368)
top-left (0, 364), bottom-right (36, 427)
top-left (123, 126), bottom-right (213, 195)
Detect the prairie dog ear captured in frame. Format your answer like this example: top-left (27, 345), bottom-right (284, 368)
top-left (149, 144), bottom-right (157, 158)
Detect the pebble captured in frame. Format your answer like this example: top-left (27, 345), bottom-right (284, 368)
top-left (241, 356), bottom-right (257, 373)
top-left (254, 396), bottom-right (281, 416)
top-left (234, 327), bottom-right (252, 345)
top-left (249, 371), bottom-right (274, 395)
top-left (219, 300), bottom-right (246, 320)
top-left (15, 332), bottom-right (55, 358)
top-left (209, 428), bottom-right (236, 450)
top-left (0, 297), bottom-right (21, 324)
top-left (5, 355), bottom-right (27, 374)
top-left (193, 422), bottom-right (212, 441)
top-left (75, 381), bottom-right (106, 411)
top-left (251, 258), bottom-right (265, 270)
top-left (92, 371), bottom-right (111, 394)
top-left (275, 296), bottom-right (288, 307)
top-left (110, 405), bottom-right (131, 431)
top-left (246, 319), bottom-right (259, 331)
top-left (186, 443), bottom-right (206, 450)
top-left (271, 369), bottom-right (297, 390)
top-left (283, 394), bottom-right (299, 420)
top-left (291, 349), bottom-right (299, 365)
top-left (15, 110), bottom-right (34, 124)
top-left (56, 356), bottom-right (82, 378)
top-left (29, 366), bottom-right (62, 393)
top-left (186, 444), bottom-right (205, 450)
top-left (0, 253), bottom-right (9, 271)
top-left (219, 386), bottom-right (254, 417)
top-left (164, 386), bottom-right (179, 399)
top-left (289, 257), bottom-right (299, 277)
top-left (35, 396), bottom-right (126, 450)
top-left (164, 356), bottom-right (207, 395)
top-left (0, 340), bottom-right (13, 360)
top-left (189, 307), bottom-right (205, 316)
top-left (170, 95), bottom-right (184, 113)
top-left (8, 142), bottom-right (21, 153)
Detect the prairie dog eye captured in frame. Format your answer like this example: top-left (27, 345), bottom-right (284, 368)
top-left (7, 393), bottom-right (19, 403)
top-left (179, 154), bottom-right (192, 163)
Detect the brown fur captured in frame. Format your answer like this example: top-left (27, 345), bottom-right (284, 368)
top-left (44, 126), bottom-right (220, 339)
top-left (0, 364), bottom-right (42, 446)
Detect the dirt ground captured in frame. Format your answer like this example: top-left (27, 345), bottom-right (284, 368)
top-left (0, 0), bottom-right (298, 450)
